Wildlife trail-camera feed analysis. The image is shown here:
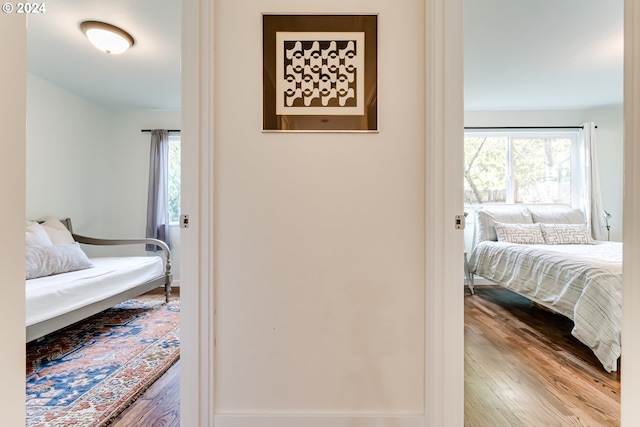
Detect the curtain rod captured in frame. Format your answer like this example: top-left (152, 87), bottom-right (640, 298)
top-left (464, 125), bottom-right (596, 130)
top-left (140, 129), bottom-right (181, 133)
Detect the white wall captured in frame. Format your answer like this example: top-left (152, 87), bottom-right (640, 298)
top-left (1, 13), bottom-right (27, 427)
top-left (27, 73), bottom-right (115, 244)
top-left (465, 107), bottom-right (624, 242)
top-left (26, 75), bottom-right (181, 280)
top-left (214, 0), bottom-right (426, 418)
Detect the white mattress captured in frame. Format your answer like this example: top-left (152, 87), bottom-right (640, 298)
top-left (26, 256), bottom-right (164, 327)
top-left (468, 241), bottom-right (622, 372)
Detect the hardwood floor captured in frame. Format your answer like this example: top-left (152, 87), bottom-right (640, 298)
top-left (110, 287), bottom-right (181, 427)
top-left (465, 286), bottom-right (620, 427)
top-left (110, 360), bottom-right (181, 426)
top-left (110, 286), bottom-right (621, 426)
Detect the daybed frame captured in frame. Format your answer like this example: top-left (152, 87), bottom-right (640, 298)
top-left (26, 219), bottom-right (172, 342)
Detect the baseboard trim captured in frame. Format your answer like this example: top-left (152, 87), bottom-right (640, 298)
top-left (213, 414), bottom-right (424, 427)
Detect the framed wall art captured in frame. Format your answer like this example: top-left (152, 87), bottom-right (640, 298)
top-left (263, 14), bottom-right (378, 132)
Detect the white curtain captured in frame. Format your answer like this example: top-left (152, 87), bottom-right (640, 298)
top-left (146, 129), bottom-right (171, 251)
top-left (581, 122), bottom-right (607, 240)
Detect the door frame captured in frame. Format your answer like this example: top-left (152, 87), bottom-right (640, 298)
top-left (622, 0), bottom-right (640, 423)
top-left (180, 0), bottom-right (215, 425)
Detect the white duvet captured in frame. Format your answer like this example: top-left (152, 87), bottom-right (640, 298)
top-left (26, 256), bottom-right (163, 327)
top-left (468, 241), bottom-right (622, 372)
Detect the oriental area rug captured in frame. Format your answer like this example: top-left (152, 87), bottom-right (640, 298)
top-left (26, 292), bottom-right (180, 427)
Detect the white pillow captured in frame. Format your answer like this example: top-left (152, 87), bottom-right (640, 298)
top-left (25, 243), bottom-right (94, 280)
top-left (26, 222), bottom-right (53, 247)
top-left (494, 222), bottom-right (545, 244)
top-left (529, 207), bottom-right (586, 224)
top-left (476, 207), bottom-right (533, 241)
top-left (540, 223), bottom-right (595, 244)
top-left (40, 218), bottom-right (75, 244)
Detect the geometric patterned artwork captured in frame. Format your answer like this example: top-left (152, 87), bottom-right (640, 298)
top-left (263, 14), bottom-right (377, 131)
top-left (275, 32), bottom-right (365, 115)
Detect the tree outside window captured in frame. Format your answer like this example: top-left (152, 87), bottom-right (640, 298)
top-left (168, 137), bottom-right (181, 223)
top-left (464, 131), bottom-right (581, 207)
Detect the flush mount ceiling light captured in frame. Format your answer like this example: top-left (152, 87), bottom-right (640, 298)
top-left (80, 20), bottom-right (135, 54)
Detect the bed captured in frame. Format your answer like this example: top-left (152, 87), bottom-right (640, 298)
top-left (467, 205), bottom-right (622, 372)
top-left (25, 218), bottom-right (172, 342)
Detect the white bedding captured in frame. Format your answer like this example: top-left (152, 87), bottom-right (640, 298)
top-left (468, 241), bottom-right (622, 372)
top-left (26, 256), bottom-right (163, 327)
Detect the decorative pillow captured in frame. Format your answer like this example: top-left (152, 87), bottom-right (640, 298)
top-left (529, 207), bottom-right (586, 224)
top-left (476, 207), bottom-right (533, 241)
top-left (40, 218), bottom-right (75, 244)
top-left (26, 222), bottom-right (53, 247)
top-left (25, 243), bottom-right (94, 280)
top-left (494, 222), bottom-right (545, 244)
top-left (540, 223), bottom-right (595, 244)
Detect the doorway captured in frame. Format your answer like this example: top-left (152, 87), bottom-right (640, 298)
top-left (463, 1), bottom-right (624, 425)
top-left (24, 1), bottom-right (182, 424)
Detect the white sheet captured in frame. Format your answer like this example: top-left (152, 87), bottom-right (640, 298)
top-left (26, 256), bottom-right (164, 327)
top-left (468, 241), bottom-right (622, 372)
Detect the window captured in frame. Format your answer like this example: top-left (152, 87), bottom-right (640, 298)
top-left (464, 130), bottom-right (584, 207)
top-left (168, 136), bottom-right (181, 223)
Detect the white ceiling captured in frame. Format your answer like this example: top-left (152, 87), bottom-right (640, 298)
top-left (464, 0), bottom-right (624, 110)
top-left (26, 1), bottom-right (624, 112)
top-left (27, 0), bottom-right (181, 111)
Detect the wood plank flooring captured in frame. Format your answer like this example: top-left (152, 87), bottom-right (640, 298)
top-left (110, 360), bottom-right (181, 426)
top-left (110, 286), bottom-right (620, 426)
top-left (109, 288), bottom-right (181, 426)
top-left (465, 286), bottom-right (620, 427)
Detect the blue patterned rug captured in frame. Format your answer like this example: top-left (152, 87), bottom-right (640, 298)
top-left (26, 292), bottom-right (180, 426)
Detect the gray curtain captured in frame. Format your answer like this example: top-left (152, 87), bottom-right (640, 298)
top-left (146, 129), bottom-right (171, 251)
